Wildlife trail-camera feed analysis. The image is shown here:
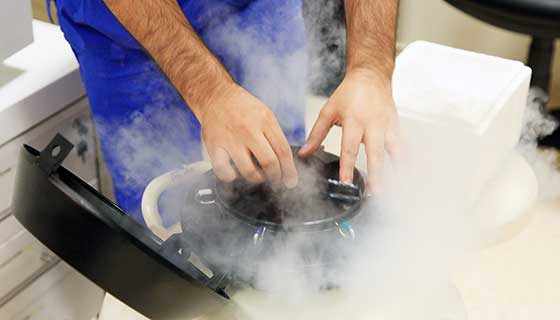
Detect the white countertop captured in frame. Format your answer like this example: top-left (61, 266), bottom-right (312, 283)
top-left (0, 20), bottom-right (85, 146)
top-left (455, 199), bottom-right (560, 319)
top-left (99, 199), bottom-right (560, 320)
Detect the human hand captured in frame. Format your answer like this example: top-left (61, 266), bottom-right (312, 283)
top-left (299, 69), bottom-right (399, 191)
top-left (200, 83), bottom-right (298, 188)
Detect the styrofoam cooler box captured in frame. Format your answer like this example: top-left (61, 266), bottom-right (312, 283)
top-left (392, 41), bottom-right (532, 204)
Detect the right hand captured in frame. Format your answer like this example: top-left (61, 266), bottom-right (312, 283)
top-left (199, 83), bottom-right (298, 188)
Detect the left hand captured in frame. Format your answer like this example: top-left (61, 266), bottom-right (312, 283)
top-left (298, 69), bottom-right (400, 191)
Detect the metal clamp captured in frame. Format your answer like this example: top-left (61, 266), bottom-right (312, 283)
top-left (195, 189), bottom-right (215, 205)
top-left (38, 134), bottom-right (74, 175)
top-left (253, 226), bottom-right (267, 245)
top-left (336, 221), bottom-right (355, 240)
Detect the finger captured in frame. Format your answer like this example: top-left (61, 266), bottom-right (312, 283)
top-left (298, 106), bottom-right (334, 157)
top-left (385, 129), bottom-right (403, 177)
top-left (385, 116), bottom-right (401, 161)
top-left (339, 123), bottom-right (363, 184)
top-left (364, 131), bottom-right (385, 193)
top-left (265, 125), bottom-right (298, 188)
top-left (229, 146), bottom-right (265, 184)
top-left (249, 135), bottom-right (282, 184)
top-left (385, 130), bottom-right (401, 159)
top-left (208, 147), bottom-right (237, 182)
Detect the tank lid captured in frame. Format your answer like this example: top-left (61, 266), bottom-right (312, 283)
top-left (11, 134), bottom-right (228, 319)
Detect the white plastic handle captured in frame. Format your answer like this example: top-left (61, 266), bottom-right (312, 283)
top-left (141, 161), bottom-right (212, 240)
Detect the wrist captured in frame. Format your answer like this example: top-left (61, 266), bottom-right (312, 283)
top-left (182, 69), bottom-right (236, 123)
top-left (345, 66), bottom-right (393, 90)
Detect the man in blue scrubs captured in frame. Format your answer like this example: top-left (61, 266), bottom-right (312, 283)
top-left (53, 0), bottom-right (399, 223)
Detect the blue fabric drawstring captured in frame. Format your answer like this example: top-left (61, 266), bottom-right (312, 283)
top-left (46, 0), bottom-right (54, 23)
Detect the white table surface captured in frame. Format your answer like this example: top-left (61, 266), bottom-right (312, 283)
top-left (0, 20), bottom-right (84, 146)
top-left (99, 200), bottom-right (560, 320)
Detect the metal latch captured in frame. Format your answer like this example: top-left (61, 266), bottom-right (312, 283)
top-left (38, 134), bottom-right (74, 175)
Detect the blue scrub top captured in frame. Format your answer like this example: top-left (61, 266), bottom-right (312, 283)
top-left (52, 0), bottom-right (307, 224)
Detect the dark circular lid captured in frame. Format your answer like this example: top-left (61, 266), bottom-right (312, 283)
top-left (214, 147), bottom-right (366, 231)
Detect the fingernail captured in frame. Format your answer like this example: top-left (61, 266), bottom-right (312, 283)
top-left (285, 176), bottom-right (298, 189)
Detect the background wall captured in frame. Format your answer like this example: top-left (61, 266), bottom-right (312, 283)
top-left (31, 0), bottom-right (57, 24)
top-left (397, 0), bottom-right (559, 107)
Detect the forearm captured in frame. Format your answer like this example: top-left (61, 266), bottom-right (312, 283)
top-left (344, 0), bottom-right (398, 82)
top-left (103, 0), bottom-right (232, 120)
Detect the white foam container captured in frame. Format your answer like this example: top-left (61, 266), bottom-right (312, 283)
top-left (392, 41), bottom-right (532, 205)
